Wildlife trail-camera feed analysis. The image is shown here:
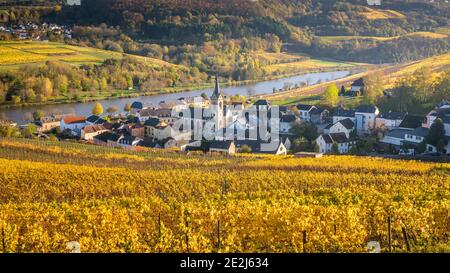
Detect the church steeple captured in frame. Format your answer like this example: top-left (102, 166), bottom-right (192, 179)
top-left (211, 74), bottom-right (221, 100)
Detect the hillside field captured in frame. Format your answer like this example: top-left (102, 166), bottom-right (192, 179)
top-left (0, 40), bottom-right (178, 69)
top-left (0, 138), bottom-right (448, 253)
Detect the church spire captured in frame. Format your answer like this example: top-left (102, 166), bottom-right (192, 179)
top-left (213, 74), bottom-right (220, 96)
top-left (211, 74), bottom-right (221, 101)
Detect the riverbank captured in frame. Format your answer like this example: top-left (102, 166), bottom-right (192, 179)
top-left (0, 65), bottom-right (368, 110)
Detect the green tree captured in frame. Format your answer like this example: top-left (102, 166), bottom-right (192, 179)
top-left (436, 139), bottom-right (446, 153)
top-left (201, 92), bottom-right (209, 100)
top-left (364, 73), bottom-right (384, 105)
top-left (32, 110), bottom-right (44, 121)
top-left (426, 118), bottom-right (446, 147)
top-left (323, 84), bottom-right (339, 107)
top-left (0, 125), bottom-right (18, 137)
top-left (240, 145), bottom-right (252, 153)
top-left (92, 102), bottom-right (104, 116)
top-left (22, 124), bottom-right (36, 138)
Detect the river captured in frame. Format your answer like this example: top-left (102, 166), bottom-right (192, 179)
top-left (0, 70), bottom-right (351, 124)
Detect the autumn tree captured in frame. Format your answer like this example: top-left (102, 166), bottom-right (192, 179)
top-left (92, 102), bottom-right (104, 115)
top-left (323, 84), bottom-right (339, 107)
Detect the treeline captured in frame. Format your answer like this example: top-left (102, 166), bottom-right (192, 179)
top-left (306, 36), bottom-right (450, 63)
top-left (378, 69), bottom-right (450, 115)
top-left (0, 57), bottom-right (206, 105)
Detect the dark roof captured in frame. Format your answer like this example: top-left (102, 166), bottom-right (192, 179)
top-left (210, 140), bottom-right (234, 150)
top-left (355, 104), bottom-right (378, 114)
top-left (86, 115), bottom-right (100, 123)
top-left (321, 134), bottom-right (333, 144)
top-left (330, 132), bottom-right (351, 143)
top-left (379, 111), bottom-right (407, 120)
top-left (280, 114), bottom-right (297, 123)
top-left (125, 116), bottom-right (141, 124)
top-left (435, 107), bottom-right (450, 118)
top-left (310, 107), bottom-right (327, 115)
top-left (254, 100), bottom-right (270, 106)
top-left (94, 132), bottom-right (121, 142)
top-left (333, 108), bottom-right (355, 118)
top-left (118, 134), bottom-right (140, 145)
top-left (137, 138), bottom-right (160, 148)
top-left (339, 118), bottom-right (355, 130)
top-left (408, 127), bottom-right (429, 137)
top-left (131, 101), bottom-right (143, 109)
top-left (144, 117), bottom-right (162, 127)
top-left (278, 106), bottom-right (288, 113)
top-left (351, 78), bottom-right (365, 87)
top-left (384, 128), bottom-right (412, 139)
top-left (234, 139), bottom-right (283, 154)
top-left (399, 114), bottom-right (425, 129)
top-left (296, 104), bottom-right (315, 111)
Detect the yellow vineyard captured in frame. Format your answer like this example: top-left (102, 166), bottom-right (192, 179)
top-left (0, 138), bottom-right (448, 253)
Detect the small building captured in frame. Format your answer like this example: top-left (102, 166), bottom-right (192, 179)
top-left (404, 127), bottom-right (429, 145)
top-left (316, 132), bottom-right (355, 154)
top-left (81, 125), bottom-right (108, 141)
top-left (310, 107), bottom-right (329, 125)
top-left (376, 111), bottom-right (407, 130)
top-left (209, 140), bottom-right (236, 155)
top-left (332, 108), bottom-right (356, 124)
top-left (296, 104), bottom-right (316, 122)
top-left (323, 118), bottom-right (355, 138)
top-left (86, 115), bottom-right (106, 125)
top-left (117, 135), bottom-right (142, 148)
top-left (35, 116), bottom-right (61, 133)
top-left (380, 128), bottom-right (413, 147)
top-left (355, 105), bottom-right (379, 134)
top-left (60, 116), bottom-right (86, 135)
top-left (280, 114), bottom-right (297, 134)
top-left (93, 132), bottom-right (121, 147)
top-left (349, 78), bottom-right (365, 96)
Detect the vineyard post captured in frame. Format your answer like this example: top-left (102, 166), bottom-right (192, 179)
top-left (217, 220), bottom-right (221, 250)
top-left (402, 227), bottom-right (410, 252)
top-left (302, 230), bottom-right (307, 253)
top-left (387, 216), bottom-right (392, 253)
top-left (158, 212), bottom-right (161, 253)
top-left (185, 213), bottom-right (190, 253)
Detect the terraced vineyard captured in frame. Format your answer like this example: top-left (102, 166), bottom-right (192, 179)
top-left (0, 41), bottom-right (177, 68)
top-left (0, 138), bottom-right (448, 253)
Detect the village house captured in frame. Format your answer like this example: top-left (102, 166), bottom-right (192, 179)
top-left (117, 135), bottom-right (142, 148)
top-left (126, 124), bottom-right (145, 138)
top-left (422, 101), bottom-right (450, 128)
top-left (323, 118), bottom-right (355, 138)
top-left (139, 108), bottom-right (176, 123)
top-left (380, 128), bottom-right (413, 147)
top-left (85, 115), bottom-right (106, 126)
top-left (60, 116), bottom-right (86, 136)
top-left (81, 125), bottom-right (108, 141)
top-left (332, 108), bottom-right (356, 124)
top-left (209, 140), bottom-right (236, 155)
top-left (296, 104), bottom-right (316, 122)
top-left (349, 78), bottom-right (365, 96)
top-left (316, 132), bottom-right (355, 154)
top-left (93, 132), bottom-right (122, 147)
top-left (355, 105), bottom-right (379, 135)
top-left (35, 116), bottom-right (61, 133)
top-left (376, 111), bottom-right (407, 130)
top-left (279, 114), bottom-right (297, 134)
top-left (310, 107), bottom-right (329, 125)
top-left (144, 118), bottom-right (172, 140)
top-left (234, 139), bottom-right (288, 155)
top-left (403, 127), bottom-right (429, 146)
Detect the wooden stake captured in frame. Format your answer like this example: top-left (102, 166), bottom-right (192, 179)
top-left (402, 227), bottom-right (410, 252)
top-left (302, 230), bottom-right (307, 253)
top-left (387, 216), bottom-right (392, 253)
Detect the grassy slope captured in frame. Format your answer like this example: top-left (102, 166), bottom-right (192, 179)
top-left (262, 51), bottom-right (450, 104)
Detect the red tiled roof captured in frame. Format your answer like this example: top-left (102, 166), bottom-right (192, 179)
top-left (83, 125), bottom-right (106, 134)
top-left (63, 116), bottom-right (86, 124)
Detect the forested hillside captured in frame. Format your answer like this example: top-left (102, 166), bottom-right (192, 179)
top-left (1, 0), bottom-right (449, 81)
